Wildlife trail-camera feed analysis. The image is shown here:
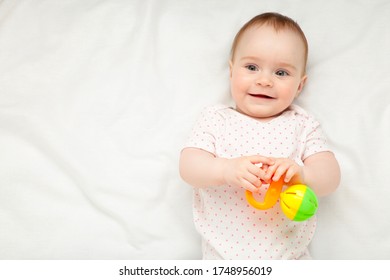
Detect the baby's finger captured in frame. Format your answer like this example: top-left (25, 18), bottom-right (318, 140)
top-left (245, 172), bottom-right (262, 188)
top-left (261, 164), bottom-right (270, 172)
top-left (284, 165), bottom-right (301, 183)
top-left (272, 165), bottom-right (288, 182)
top-left (264, 163), bottom-right (278, 181)
top-left (284, 167), bottom-right (296, 183)
top-left (241, 179), bottom-right (260, 193)
top-left (248, 164), bottom-right (266, 179)
top-left (248, 155), bottom-right (274, 166)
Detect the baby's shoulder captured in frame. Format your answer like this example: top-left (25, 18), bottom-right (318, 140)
top-left (287, 105), bottom-right (316, 122)
top-left (285, 105), bottom-right (322, 131)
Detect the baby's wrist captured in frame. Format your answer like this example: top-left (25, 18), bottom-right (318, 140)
top-left (216, 157), bottom-right (229, 185)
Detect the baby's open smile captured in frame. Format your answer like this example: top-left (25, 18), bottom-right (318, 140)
top-left (248, 93), bottom-right (276, 99)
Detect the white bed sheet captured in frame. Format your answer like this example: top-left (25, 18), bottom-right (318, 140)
top-left (0, 0), bottom-right (389, 259)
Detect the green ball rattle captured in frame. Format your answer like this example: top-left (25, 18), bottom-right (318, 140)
top-left (280, 184), bottom-right (318, 221)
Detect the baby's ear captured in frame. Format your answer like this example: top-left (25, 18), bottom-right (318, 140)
top-left (229, 60), bottom-right (233, 78)
top-left (296, 75), bottom-right (307, 96)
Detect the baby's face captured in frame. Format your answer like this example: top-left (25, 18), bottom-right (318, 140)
top-left (229, 25), bottom-right (307, 121)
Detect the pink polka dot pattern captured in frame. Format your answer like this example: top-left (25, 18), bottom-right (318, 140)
top-left (185, 104), bottom-right (330, 259)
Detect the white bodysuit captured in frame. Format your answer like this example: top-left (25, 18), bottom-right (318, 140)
top-left (184, 104), bottom-right (331, 259)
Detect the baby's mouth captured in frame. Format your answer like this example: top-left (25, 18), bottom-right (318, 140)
top-left (248, 93), bottom-right (275, 99)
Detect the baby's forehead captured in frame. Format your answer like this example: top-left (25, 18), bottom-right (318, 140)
top-left (239, 24), bottom-right (307, 58)
top-left (245, 24), bottom-right (302, 41)
top-left (238, 25), bottom-right (303, 51)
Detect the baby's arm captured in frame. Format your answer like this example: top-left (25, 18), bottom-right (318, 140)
top-left (179, 147), bottom-right (274, 192)
top-left (300, 152), bottom-right (340, 196)
top-left (265, 151), bottom-right (340, 197)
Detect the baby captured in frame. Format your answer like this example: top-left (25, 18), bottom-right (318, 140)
top-left (180, 12), bottom-right (340, 259)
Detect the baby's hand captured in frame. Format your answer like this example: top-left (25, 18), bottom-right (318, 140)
top-left (222, 155), bottom-right (274, 192)
top-left (264, 158), bottom-right (304, 185)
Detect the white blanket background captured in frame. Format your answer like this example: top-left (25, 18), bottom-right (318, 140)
top-left (0, 0), bottom-right (389, 259)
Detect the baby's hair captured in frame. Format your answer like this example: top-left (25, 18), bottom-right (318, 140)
top-left (230, 12), bottom-right (308, 71)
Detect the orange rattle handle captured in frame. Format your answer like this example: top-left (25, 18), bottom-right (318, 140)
top-left (245, 178), bottom-right (284, 210)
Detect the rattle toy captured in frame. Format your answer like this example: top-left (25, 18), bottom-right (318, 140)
top-left (245, 179), bottom-right (318, 221)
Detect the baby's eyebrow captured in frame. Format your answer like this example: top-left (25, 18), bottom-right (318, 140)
top-left (278, 62), bottom-right (297, 71)
top-left (240, 56), bottom-right (259, 61)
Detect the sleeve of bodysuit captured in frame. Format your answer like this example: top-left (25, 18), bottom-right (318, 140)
top-left (302, 115), bottom-right (332, 160)
top-left (182, 105), bottom-right (224, 156)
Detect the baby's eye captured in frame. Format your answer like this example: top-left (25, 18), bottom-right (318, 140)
top-left (275, 70), bottom-right (289, 76)
top-left (245, 64), bottom-right (258, 71)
